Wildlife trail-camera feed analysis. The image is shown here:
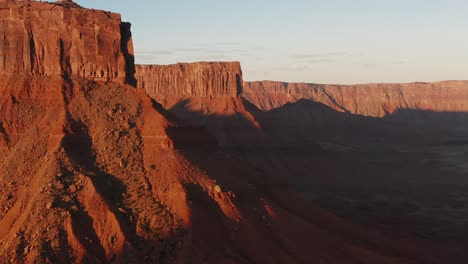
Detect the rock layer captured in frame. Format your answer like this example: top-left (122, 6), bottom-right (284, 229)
top-left (243, 80), bottom-right (468, 117)
top-left (136, 62), bottom-right (243, 98)
top-left (0, 1), bottom-right (134, 83)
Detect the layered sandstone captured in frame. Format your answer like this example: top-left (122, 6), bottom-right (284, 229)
top-left (243, 80), bottom-right (468, 117)
top-left (135, 62), bottom-right (262, 148)
top-left (136, 62), bottom-right (243, 98)
top-left (0, 0), bottom-right (134, 83)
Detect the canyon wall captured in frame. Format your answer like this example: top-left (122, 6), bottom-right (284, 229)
top-left (243, 81), bottom-right (468, 118)
top-left (136, 62), bottom-right (262, 148)
top-left (0, 1), bottom-right (134, 83)
top-left (136, 62), bottom-right (243, 98)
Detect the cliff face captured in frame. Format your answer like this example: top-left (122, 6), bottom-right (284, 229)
top-left (135, 62), bottom-right (261, 147)
top-left (136, 62), bottom-right (243, 98)
top-left (0, 1), bottom-right (134, 83)
top-left (243, 81), bottom-right (468, 117)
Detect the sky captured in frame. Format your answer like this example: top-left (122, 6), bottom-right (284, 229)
top-left (74, 0), bottom-right (468, 84)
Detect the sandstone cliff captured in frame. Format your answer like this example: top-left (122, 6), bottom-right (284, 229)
top-left (136, 62), bottom-right (243, 98)
top-left (0, 0), bottom-right (134, 83)
top-left (136, 62), bottom-right (261, 148)
top-left (243, 80), bottom-right (468, 118)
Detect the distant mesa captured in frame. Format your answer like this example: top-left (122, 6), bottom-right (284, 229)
top-left (243, 80), bottom-right (468, 118)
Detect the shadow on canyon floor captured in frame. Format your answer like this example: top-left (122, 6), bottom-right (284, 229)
top-left (162, 96), bottom-right (468, 245)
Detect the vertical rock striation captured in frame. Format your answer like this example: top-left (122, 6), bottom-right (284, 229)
top-left (243, 80), bottom-right (468, 117)
top-left (0, 0), bottom-right (134, 83)
top-left (136, 62), bottom-right (243, 98)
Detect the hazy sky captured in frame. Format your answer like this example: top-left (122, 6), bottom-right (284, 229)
top-left (74, 0), bottom-right (468, 84)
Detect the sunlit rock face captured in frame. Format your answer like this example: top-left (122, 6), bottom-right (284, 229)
top-left (136, 62), bottom-right (243, 98)
top-left (243, 80), bottom-right (468, 117)
top-left (0, 0), bottom-right (134, 83)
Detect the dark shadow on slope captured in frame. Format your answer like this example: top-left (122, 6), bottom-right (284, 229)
top-left (149, 93), bottom-right (468, 262)
top-left (168, 98), bottom-right (266, 150)
top-left (247, 98), bottom-right (468, 146)
top-left (182, 184), bottom-right (244, 262)
top-left (161, 98), bottom-right (446, 262)
top-left (69, 209), bottom-right (107, 263)
top-left (150, 98), bottom-right (181, 125)
top-left (61, 117), bottom-right (142, 259)
top-left (0, 122), bottom-right (9, 145)
top-left (241, 96), bottom-right (468, 247)
top-left (159, 95), bottom-right (468, 186)
top-left (62, 115), bottom-right (182, 263)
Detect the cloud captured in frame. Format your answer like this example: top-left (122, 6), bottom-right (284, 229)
top-left (362, 62), bottom-right (378, 68)
top-left (274, 64), bottom-right (311, 72)
top-left (392, 60), bottom-right (407, 65)
top-left (136, 50), bottom-right (173, 56)
top-left (289, 51), bottom-right (363, 64)
top-left (216, 41), bottom-right (242, 46)
top-left (290, 52), bottom-right (349, 60)
top-left (302, 58), bottom-right (335, 64)
top-left (134, 43), bottom-right (268, 64)
top-left (180, 54), bottom-right (235, 62)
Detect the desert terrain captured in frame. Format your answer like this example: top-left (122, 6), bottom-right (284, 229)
top-left (0, 1), bottom-right (467, 263)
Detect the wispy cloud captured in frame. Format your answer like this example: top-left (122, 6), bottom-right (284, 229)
top-left (216, 41), bottom-right (242, 46)
top-left (136, 50), bottom-right (173, 56)
top-left (301, 58), bottom-right (335, 64)
top-left (290, 52), bottom-right (349, 60)
top-left (289, 51), bottom-right (362, 64)
top-left (392, 60), bottom-right (407, 65)
top-left (274, 64), bottom-right (311, 72)
top-left (135, 44), bottom-right (266, 64)
top-left (362, 62), bottom-right (378, 68)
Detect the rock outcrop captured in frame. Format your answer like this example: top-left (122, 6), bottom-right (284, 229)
top-left (136, 62), bottom-right (243, 98)
top-left (136, 62), bottom-right (261, 148)
top-left (243, 80), bottom-right (468, 117)
top-left (0, 0), bottom-right (134, 83)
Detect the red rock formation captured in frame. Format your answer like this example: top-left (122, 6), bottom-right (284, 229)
top-left (244, 80), bottom-right (468, 117)
top-left (136, 62), bottom-right (243, 98)
top-left (0, 0), bottom-right (134, 83)
top-left (136, 62), bottom-right (261, 148)
top-left (1, 2), bottom-right (467, 263)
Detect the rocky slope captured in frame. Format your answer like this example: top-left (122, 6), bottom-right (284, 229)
top-left (243, 80), bottom-right (468, 119)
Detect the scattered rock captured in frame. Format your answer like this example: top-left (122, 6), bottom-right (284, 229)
top-left (46, 202), bottom-right (53, 210)
top-left (69, 184), bottom-right (77, 192)
top-left (55, 182), bottom-right (65, 190)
